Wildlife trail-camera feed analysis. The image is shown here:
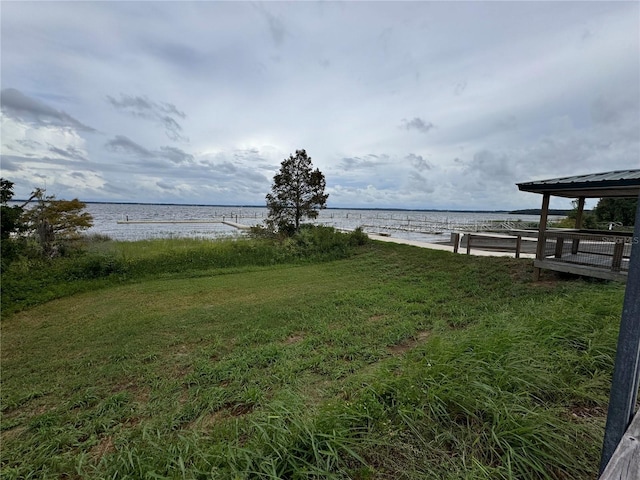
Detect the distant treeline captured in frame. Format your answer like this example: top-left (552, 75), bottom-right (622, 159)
top-left (9, 201), bottom-right (572, 216)
top-left (509, 209), bottom-right (571, 215)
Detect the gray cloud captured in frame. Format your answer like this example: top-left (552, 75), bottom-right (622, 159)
top-left (106, 94), bottom-right (188, 142)
top-left (464, 150), bottom-right (515, 182)
top-left (216, 161), bottom-right (238, 174)
top-left (0, 155), bottom-right (22, 172)
top-left (590, 93), bottom-right (639, 125)
top-left (48, 145), bottom-right (87, 161)
top-left (406, 154), bottom-right (432, 172)
top-left (105, 135), bottom-right (153, 157)
top-left (496, 115), bottom-right (518, 130)
top-left (339, 155), bottom-right (386, 171)
top-left (401, 117), bottom-right (435, 134)
top-left (158, 146), bottom-right (194, 164)
top-left (17, 139), bottom-right (43, 149)
top-left (407, 171), bottom-right (435, 193)
top-left (453, 80), bottom-right (467, 96)
top-left (105, 136), bottom-right (196, 169)
top-left (1, 88), bottom-right (96, 132)
top-left (156, 181), bottom-right (174, 190)
top-left (255, 5), bottom-right (287, 47)
top-left (144, 41), bottom-right (206, 73)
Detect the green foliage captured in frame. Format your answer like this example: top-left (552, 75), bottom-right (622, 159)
top-left (283, 225), bottom-right (368, 260)
top-left (593, 197), bottom-right (637, 226)
top-left (0, 179), bottom-right (25, 268)
top-left (551, 199), bottom-right (598, 229)
top-left (22, 189), bottom-right (93, 257)
top-left (0, 231), bottom-right (365, 316)
top-left (1, 241), bottom-right (622, 478)
top-left (266, 149), bottom-right (328, 234)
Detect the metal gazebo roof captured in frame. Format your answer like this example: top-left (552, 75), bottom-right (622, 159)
top-left (517, 169), bottom-right (640, 198)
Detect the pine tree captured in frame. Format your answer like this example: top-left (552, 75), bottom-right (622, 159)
top-left (266, 149), bottom-right (328, 234)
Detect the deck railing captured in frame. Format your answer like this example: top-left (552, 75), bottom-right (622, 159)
top-left (538, 230), bottom-right (634, 275)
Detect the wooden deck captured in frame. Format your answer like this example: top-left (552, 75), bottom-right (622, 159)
top-left (536, 230), bottom-right (633, 282)
top-left (600, 409), bottom-right (640, 480)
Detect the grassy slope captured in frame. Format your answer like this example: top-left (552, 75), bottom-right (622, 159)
top-left (1, 240), bottom-right (623, 479)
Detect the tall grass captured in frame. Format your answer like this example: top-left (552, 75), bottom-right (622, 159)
top-left (1, 227), bottom-right (367, 316)
top-left (1, 238), bottom-right (622, 479)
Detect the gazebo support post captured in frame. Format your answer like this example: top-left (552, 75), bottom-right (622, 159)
top-left (534, 193), bottom-right (550, 281)
top-left (599, 194), bottom-right (640, 473)
top-left (572, 197), bottom-right (585, 254)
top-left (574, 197), bottom-right (585, 229)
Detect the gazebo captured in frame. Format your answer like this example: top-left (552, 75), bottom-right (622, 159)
top-left (519, 169), bottom-right (640, 477)
top-left (517, 169), bottom-right (640, 282)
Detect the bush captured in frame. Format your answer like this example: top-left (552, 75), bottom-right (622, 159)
top-left (286, 225), bottom-right (362, 260)
top-left (349, 227), bottom-right (369, 246)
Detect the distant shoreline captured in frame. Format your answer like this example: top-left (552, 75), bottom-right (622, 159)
top-left (12, 199), bottom-right (569, 216)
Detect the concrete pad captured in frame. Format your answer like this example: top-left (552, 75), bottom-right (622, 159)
top-left (368, 234), bottom-right (536, 258)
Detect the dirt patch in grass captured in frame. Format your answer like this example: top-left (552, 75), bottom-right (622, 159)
top-left (283, 333), bottom-right (304, 345)
top-left (388, 331), bottom-right (431, 355)
top-left (111, 380), bottom-right (150, 404)
top-left (190, 410), bottom-right (229, 430)
top-left (367, 315), bottom-right (386, 324)
top-left (567, 404), bottom-right (606, 421)
top-left (0, 425), bottom-right (27, 443)
top-left (90, 435), bottom-right (115, 462)
top-left (228, 403), bottom-right (254, 416)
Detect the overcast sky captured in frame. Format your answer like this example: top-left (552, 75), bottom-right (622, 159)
top-left (1, 1), bottom-right (638, 210)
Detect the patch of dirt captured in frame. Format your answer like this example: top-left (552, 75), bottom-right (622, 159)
top-left (0, 425), bottom-right (27, 443)
top-left (191, 410), bottom-right (229, 430)
top-left (567, 404), bottom-right (606, 421)
top-left (189, 403), bottom-right (253, 431)
top-left (367, 315), bottom-right (386, 323)
top-left (283, 333), bottom-right (304, 345)
top-left (90, 435), bottom-right (115, 462)
top-left (111, 380), bottom-right (150, 404)
top-left (174, 364), bottom-right (193, 378)
top-left (388, 331), bottom-right (431, 355)
top-left (227, 402), bottom-right (254, 416)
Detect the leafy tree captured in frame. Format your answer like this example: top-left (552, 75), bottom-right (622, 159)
top-left (593, 197), bottom-right (637, 226)
top-left (563, 199), bottom-right (597, 229)
top-left (266, 149), bottom-right (328, 234)
top-left (1, 179), bottom-right (23, 240)
top-left (23, 189), bottom-right (93, 257)
top-left (1, 179), bottom-right (25, 266)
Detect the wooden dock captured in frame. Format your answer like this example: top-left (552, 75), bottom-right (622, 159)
top-left (116, 220), bottom-right (221, 224)
top-left (115, 219), bottom-right (253, 232)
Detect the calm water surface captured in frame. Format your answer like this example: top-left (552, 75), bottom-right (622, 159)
top-left (84, 203), bottom-right (553, 242)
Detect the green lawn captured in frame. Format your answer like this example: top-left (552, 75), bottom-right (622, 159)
top-left (1, 239), bottom-right (623, 479)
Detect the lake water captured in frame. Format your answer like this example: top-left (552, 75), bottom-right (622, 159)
top-left (83, 203), bottom-right (556, 243)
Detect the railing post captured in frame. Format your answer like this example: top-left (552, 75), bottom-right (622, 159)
top-left (466, 235), bottom-right (472, 255)
top-left (515, 235), bottom-right (521, 259)
top-left (554, 235), bottom-right (564, 258)
top-left (612, 241), bottom-right (625, 272)
top-left (452, 233), bottom-right (460, 254)
top-left (600, 196), bottom-right (640, 473)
